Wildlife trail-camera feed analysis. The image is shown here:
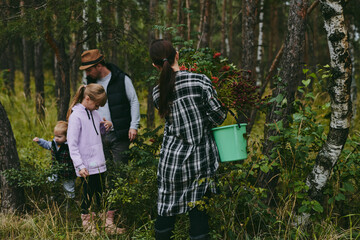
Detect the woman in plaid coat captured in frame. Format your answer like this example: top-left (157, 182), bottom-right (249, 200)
top-left (150, 40), bottom-right (227, 240)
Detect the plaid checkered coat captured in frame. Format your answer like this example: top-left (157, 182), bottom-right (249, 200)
top-left (153, 71), bottom-right (227, 216)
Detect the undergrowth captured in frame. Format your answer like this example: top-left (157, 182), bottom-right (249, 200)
top-left (1, 66), bottom-right (360, 239)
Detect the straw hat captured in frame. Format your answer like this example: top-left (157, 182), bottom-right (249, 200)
top-left (79, 49), bottom-right (105, 70)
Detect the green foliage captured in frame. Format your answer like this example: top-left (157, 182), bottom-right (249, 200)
top-left (2, 61), bottom-right (360, 238)
top-left (178, 47), bottom-right (268, 120)
top-left (106, 127), bottom-right (162, 229)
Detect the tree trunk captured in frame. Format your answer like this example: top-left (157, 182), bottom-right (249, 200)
top-left (87, 0), bottom-right (98, 49)
top-left (177, 0), bottom-right (185, 41)
top-left (197, 0), bottom-right (205, 48)
top-left (221, 0), bottom-right (227, 55)
top-left (3, 0), bottom-right (15, 93)
top-left (70, 36), bottom-right (79, 95)
top-left (228, 0), bottom-right (233, 60)
top-left (255, 0), bottom-right (264, 86)
top-left (147, 0), bottom-right (158, 128)
top-left (6, 44), bottom-right (15, 93)
top-left (0, 102), bottom-right (25, 213)
top-left (259, 0), bottom-right (308, 205)
top-left (123, 6), bottom-right (131, 73)
top-left (46, 35), bottom-right (71, 121)
top-left (54, 55), bottom-right (61, 101)
top-left (20, 0), bottom-right (31, 99)
top-left (306, 0), bottom-right (352, 202)
top-left (34, 41), bottom-right (45, 121)
top-left (199, 0), bottom-right (212, 48)
top-left (348, 23), bottom-right (357, 122)
top-left (166, 0), bottom-right (173, 40)
top-left (241, 0), bottom-right (258, 72)
top-left (239, 0), bottom-right (258, 124)
top-left (186, 0), bottom-right (191, 41)
top-left (22, 38), bottom-right (31, 99)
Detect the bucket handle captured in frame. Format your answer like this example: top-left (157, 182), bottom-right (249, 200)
top-left (228, 109), bottom-right (242, 129)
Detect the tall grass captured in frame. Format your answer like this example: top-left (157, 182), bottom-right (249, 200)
top-left (2, 71), bottom-right (360, 239)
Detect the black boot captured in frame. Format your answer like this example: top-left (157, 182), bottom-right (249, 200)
top-left (155, 228), bottom-right (173, 240)
top-left (190, 233), bottom-right (209, 240)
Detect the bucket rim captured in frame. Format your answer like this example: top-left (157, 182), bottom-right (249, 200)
top-left (211, 123), bottom-right (247, 131)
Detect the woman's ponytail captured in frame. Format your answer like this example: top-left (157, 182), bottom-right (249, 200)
top-left (150, 40), bottom-right (177, 118)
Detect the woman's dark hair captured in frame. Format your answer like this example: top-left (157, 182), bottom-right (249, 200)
top-left (149, 39), bottom-right (177, 118)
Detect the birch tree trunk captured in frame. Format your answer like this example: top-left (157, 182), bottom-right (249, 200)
top-left (306, 0), bottom-right (352, 202)
top-left (0, 102), bottom-right (25, 213)
top-left (259, 0), bottom-right (308, 205)
top-left (348, 23), bottom-right (357, 122)
top-left (255, 0), bottom-right (264, 86)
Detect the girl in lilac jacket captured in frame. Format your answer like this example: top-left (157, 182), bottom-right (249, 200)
top-left (66, 83), bottom-right (122, 234)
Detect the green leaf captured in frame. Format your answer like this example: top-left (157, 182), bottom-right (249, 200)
top-left (276, 94), bottom-right (284, 103)
top-left (343, 182), bottom-right (355, 193)
top-left (312, 202), bottom-right (324, 213)
top-left (302, 79), bottom-right (311, 87)
top-left (305, 92), bottom-right (315, 100)
top-left (309, 72), bottom-right (317, 80)
top-left (335, 193), bottom-right (346, 201)
top-left (293, 113), bottom-right (304, 121)
top-left (298, 205), bottom-right (308, 213)
top-left (303, 69), bottom-right (309, 74)
top-left (260, 165), bottom-right (270, 173)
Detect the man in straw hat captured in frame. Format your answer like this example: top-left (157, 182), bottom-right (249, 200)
top-left (79, 49), bottom-right (140, 165)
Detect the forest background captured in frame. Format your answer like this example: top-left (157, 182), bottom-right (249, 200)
top-left (0, 0), bottom-right (360, 239)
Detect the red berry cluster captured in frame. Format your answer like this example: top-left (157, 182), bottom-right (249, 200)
top-left (178, 48), bottom-right (269, 117)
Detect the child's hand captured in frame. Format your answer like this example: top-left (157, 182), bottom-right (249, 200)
top-left (79, 168), bottom-right (89, 178)
top-left (33, 137), bottom-right (39, 142)
top-left (101, 117), bottom-right (113, 131)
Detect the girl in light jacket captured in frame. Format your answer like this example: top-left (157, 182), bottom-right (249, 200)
top-left (66, 83), bottom-right (124, 235)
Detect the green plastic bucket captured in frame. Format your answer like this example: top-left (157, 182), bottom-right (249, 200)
top-left (212, 123), bottom-right (247, 162)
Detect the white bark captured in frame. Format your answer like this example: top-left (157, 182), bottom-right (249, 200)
top-left (82, 0), bottom-right (88, 84)
top-left (255, 0), bottom-right (264, 86)
top-left (349, 24), bottom-right (357, 122)
top-left (306, 0), bottom-right (352, 200)
top-left (96, 0), bottom-right (102, 43)
top-left (306, 142), bottom-right (342, 190)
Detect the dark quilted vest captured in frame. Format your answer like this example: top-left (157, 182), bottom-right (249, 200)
top-left (51, 142), bottom-right (76, 179)
top-left (87, 63), bottom-right (131, 139)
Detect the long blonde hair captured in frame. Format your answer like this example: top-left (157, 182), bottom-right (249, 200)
top-left (66, 84), bottom-right (107, 120)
